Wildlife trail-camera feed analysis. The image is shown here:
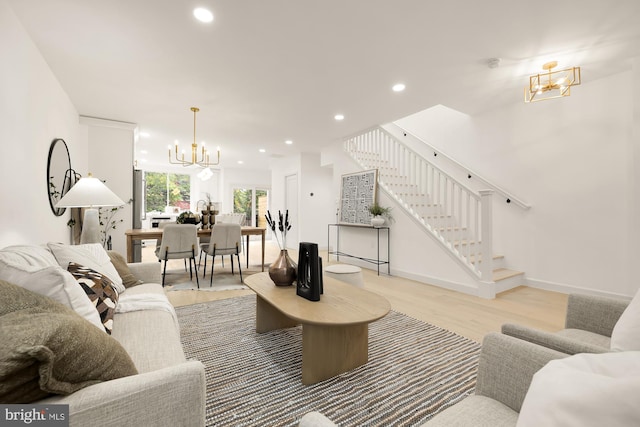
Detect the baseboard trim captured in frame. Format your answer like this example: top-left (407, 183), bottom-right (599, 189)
top-left (385, 265), bottom-right (479, 297)
top-left (526, 277), bottom-right (631, 299)
top-left (329, 257), bottom-right (486, 298)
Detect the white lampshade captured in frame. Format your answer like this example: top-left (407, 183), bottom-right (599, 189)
top-left (55, 173), bottom-right (124, 245)
top-left (55, 174), bottom-right (124, 208)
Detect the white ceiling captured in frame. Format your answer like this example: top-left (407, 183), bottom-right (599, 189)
top-left (8, 0), bottom-right (640, 171)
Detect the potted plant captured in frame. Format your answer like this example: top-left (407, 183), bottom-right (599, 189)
top-left (176, 211), bottom-right (197, 224)
top-left (368, 202), bottom-right (393, 227)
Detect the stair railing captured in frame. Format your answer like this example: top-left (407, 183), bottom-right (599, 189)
top-left (344, 126), bottom-right (493, 281)
top-left (383, 123), bottom-right (530, 210)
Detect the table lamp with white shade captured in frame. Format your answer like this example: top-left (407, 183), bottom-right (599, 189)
top-left (55, 173), bottom-right (125, 244)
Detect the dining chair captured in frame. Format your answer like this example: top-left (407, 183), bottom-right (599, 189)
top-left (201, 213), bottom-right (246, 267)
top-left (203, 223), bottom-right (242, 285)
top-left (197, 234), bottom-right (211, 266)
top-left (155, 223), bottom-right (200, 288)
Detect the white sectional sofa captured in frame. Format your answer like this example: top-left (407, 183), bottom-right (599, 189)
top-left (0, 243), bottom-right (206, 427)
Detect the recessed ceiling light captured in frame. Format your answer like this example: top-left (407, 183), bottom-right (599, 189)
top-left (237, 160), bottom-right (244, 164)
top-left (392, 83), bottom-right (406, 92)
top-left (193, 8), bottom-right (213, 23)
top-left (334, 114), bottom-right (345, 121)
top-left (285, 140), bottom-right (293, 145)
top-left (259, 148), bottom-right (266, 153)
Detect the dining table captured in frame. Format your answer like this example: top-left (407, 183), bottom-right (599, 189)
top-left (124, 226), bottom-right (267, 270)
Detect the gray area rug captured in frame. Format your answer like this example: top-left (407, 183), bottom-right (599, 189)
top-left (176, 295), bottom-right (480, 426)
top-left (162, 265), bottom-right (257, 291)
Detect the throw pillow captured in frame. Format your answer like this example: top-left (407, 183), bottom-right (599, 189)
top-left (610, 289), bottom-right (640, 351)
top-left (107, 250), bottom-right (142, 288)
top-left (67, 263), bottom-right (119, 334)
top-left (0, 246), bottom-right (104, 331)
top-left (47, 242), bottom-right (125, 294)
top-left (517, 352), bottom-right (640, 427)
top-left (0, 280), bottom-right (137, 404)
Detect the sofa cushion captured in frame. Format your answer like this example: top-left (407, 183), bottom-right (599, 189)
top-left (555, 328), bottom-right (611, 349)
top-left (517, 351), bottom-right (640, 427)
top-left (67, 263), bottom-right (119, 334)
top-left (610, 289), bottom-right (640, 351)
top-left (107, 250), bottom-right (142, 288)
top-left (0, 280), bottom-right (138, 404)
top-left (47, 242), bottom-right (125, 294)
top-left (0, 245), bottom-right (104, 331)
top-left (0, 244), bottom-right (58, 268)
top-left (112, 283), bottom-right (185, 373)
top-left (424, 395), bottom-right (518, 427)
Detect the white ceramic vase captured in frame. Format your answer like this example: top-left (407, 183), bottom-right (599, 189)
top-left (371, 216), bottom-right (385, 227)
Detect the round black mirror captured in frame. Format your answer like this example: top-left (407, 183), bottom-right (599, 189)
top-left (47, 138), bottom-right (72, 216)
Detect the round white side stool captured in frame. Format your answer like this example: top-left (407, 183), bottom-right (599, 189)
top-left (324, 264), bottom-right (364, 288)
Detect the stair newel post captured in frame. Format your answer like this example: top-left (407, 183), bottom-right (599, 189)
top-left (479, 190), bottom-right (494, 282)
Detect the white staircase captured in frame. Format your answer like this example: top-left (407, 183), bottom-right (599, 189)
top-left (344, 125), bottom-right (527, 298)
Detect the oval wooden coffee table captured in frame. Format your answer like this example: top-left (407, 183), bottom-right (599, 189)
top-left (244, 272), bottom-right (391, 385)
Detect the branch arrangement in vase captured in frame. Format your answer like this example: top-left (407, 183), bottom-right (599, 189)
top-left (265, 210), bottom-right (291, 250)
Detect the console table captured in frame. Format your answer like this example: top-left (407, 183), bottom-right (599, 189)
top-left (327, 223), bottom-right (390, 275)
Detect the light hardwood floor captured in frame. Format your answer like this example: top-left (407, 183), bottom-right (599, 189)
top-left (162, 240), bottom-right (567, 343)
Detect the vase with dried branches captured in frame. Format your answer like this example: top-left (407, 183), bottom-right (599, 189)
top-left (265, 210), bottom-right (296, 286)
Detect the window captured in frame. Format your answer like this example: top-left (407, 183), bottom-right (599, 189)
top-left (145, 171), bottom-right (190, 213)
top-left (233, 187), bottom-right (269, 227)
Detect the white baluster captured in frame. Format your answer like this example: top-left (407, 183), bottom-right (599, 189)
top-left (479, 190), bottom-right (493, 281)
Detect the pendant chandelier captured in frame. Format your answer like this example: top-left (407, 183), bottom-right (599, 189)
top-left (169, 107), bottom-right (220, 167)
top-left (524, 61), bottom-right (581, 103)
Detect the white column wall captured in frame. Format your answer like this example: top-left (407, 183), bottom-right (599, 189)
top-left (82, 117), bottom-right (135, 255)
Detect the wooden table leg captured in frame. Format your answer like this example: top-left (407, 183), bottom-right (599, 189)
top-left (126, 235), bottom-right (134, 263)
top-left (261, 230), bottom-right (266, 271)
top-left (246, 235), bottom-right (250, 268)
top-left (301, 323), bottom-right (368, 385)
top-left (255, 295), bottom-right (299, 333)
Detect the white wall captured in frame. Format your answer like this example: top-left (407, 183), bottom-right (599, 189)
top-left (325, 146), bottom-right (479, 292)
top-left (631, 58), bottom-right (640, 297)
top-left (271, 153), bottom-right (334, 250)
top-left (395, 70), bottom-right (637, 297)
top-left (299, 153), bottom-right (334, 246)
top-left (0, 1), bottom-right (83, 248)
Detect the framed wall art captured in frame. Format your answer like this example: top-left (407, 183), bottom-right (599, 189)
top-left (339, 169), bottom-right (378, 226)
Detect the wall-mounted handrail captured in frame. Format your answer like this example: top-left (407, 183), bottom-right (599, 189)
top-left (384, 123), bottom-right (531, 210)
top-left (344, 126), bottom-right (494, 281)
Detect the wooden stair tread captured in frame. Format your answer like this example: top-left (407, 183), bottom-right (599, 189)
top-left (469, 254), bottom-right (504, 264)
top-left (493, 268), bottom-right (523, 282)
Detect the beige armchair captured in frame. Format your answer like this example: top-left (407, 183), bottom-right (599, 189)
top-left (299, 333), bottom-right (568, 427)
top-left (502, 293), bottom-right (631, 354)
